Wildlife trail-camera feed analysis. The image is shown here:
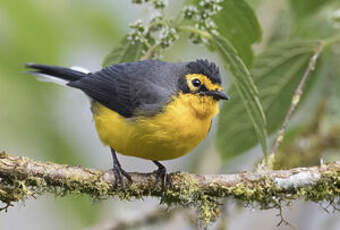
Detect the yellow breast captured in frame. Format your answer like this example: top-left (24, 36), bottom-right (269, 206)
top-left (92, 93), bottom-right (219, 161)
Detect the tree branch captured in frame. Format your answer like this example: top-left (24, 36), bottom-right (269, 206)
top-left (0, 151), bottom-right (339, 224)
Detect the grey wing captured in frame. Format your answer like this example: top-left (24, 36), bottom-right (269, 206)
top-left (68, 60), bottom-right (179, 118)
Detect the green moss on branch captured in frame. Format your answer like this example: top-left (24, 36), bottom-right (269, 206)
top-left (0, 152), bottom-right (339, 225)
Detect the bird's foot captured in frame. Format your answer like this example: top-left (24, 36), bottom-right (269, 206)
top-left (112, 164), bottom-right (132, 192)
top-left (110, 148), bottom-right (132, 192)
top-left (153, 161), bottom-right (168, 203)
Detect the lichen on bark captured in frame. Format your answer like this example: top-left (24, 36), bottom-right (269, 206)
top-left (0, 152), bottom-right (339, 225)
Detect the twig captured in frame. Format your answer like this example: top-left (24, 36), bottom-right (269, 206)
top-left (276, 204), bottom-right (296, 229)
top-left (86, 207), bottom-right (176, 230)
top-left (178, 26), bottom-right (212, 40)
top-left (140, 45), bottom-right (157, 60)
top-left (0, 152), bottom-right (339, 224)
top-left (271, 42), bottom-right (323, 157)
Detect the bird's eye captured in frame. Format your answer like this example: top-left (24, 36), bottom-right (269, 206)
top-left (191, 79), bottom-right (201, 87)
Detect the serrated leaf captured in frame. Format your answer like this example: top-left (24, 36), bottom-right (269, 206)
top-left (102, 36), bottom-right (144, 67)
top-left (211, 34), bottom-right (268, 158)
top-left (213, 0), bottom-right (262, 67)
top-left (217, 41), bottom-right (322, 162)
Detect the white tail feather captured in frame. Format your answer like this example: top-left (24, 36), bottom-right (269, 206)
top-left (36, 74), bottom-right (68, 86)
top-left (70, 66), bottom-right (90, 74)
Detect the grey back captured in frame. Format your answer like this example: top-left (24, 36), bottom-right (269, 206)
top-left (68, 60), bottom-right (188, 118)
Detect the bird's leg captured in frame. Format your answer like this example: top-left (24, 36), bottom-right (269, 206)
top-left (152, 161), bottom-right (168, 202)
top-left (111, 148), bottom-right (132, 191)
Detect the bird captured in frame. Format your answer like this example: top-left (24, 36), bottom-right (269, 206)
top-left (25, 59), bottom-right (229, 196)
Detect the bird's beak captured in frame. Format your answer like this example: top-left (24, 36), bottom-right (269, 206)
top-left (202, 90), bottom-right (230, 101)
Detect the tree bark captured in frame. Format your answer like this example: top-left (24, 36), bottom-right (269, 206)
top-left (0, 151), bottom-right (339, 224)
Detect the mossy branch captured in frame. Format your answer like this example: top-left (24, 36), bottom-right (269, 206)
top-left (0, 151), bottom-right (339, 224)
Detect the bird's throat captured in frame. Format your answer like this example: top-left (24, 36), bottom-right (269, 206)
top-left (175, 93), bottom-right (219, 120)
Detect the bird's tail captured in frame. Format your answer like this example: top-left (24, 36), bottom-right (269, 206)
top-left (25, 63), bottom-right (89, 85)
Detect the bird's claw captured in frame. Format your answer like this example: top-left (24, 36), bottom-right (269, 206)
top-left (153, 165), bottom-right (168, 203)
top-left (112, 166), bottom-right (132, 192)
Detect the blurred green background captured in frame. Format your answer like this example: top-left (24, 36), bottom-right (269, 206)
top-left (0, 1), bottom-right (210, 229)
top-left (0, 1), bottom-right (126, 228)
top-left (0, 0), bottom-right (340, 230)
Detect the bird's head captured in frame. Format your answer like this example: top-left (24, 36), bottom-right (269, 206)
top-left (178, 59), bottom-right (229, 101)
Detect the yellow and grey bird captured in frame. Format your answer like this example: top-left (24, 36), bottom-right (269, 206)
top-left (25, 59), bottom-right (229, 192)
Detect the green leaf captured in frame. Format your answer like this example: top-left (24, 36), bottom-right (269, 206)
top-left (323, 51), bottom-right (340, 123)
top-left (213, 0), bottom-right (262, 67)
top-left (211, 34), bottom-right (268, 158)
top-left (102, 36), bottom-right (145, 67)
top-left (217, 41), bottom-right (322, 162)
top-left (289, 0), bottom-right (334, 18)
